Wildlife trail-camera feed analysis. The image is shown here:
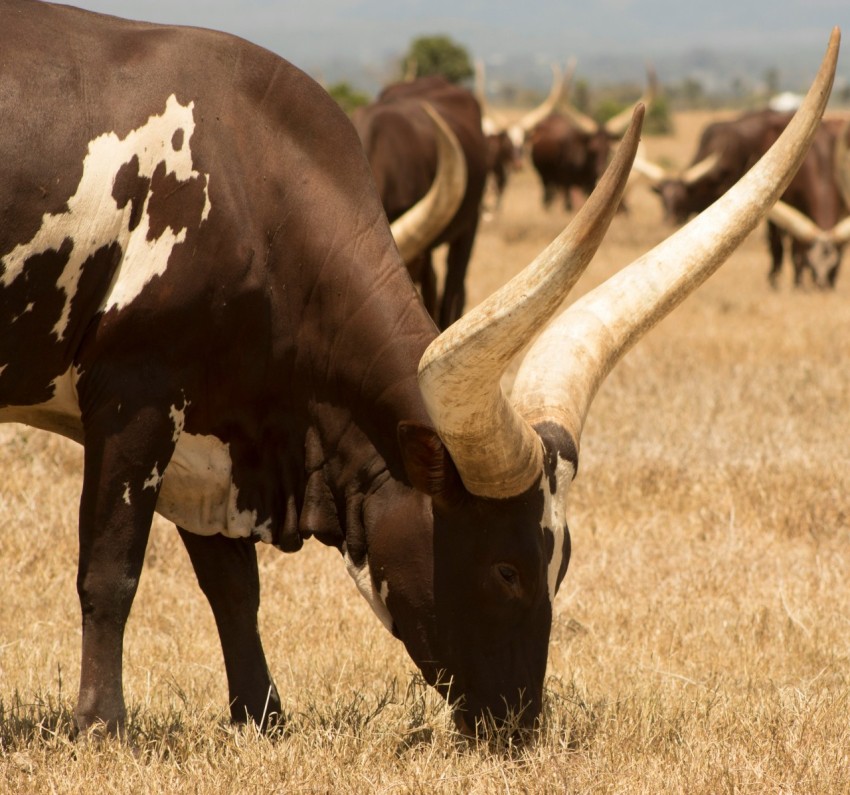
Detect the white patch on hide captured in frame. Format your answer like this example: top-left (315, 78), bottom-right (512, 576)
top-left (156, 431), bottom-right (272, 542)
top-left (143, 465), bottom-right (163, 492)
top-left (227, 483), bottom-right (273, 544)
top-left (344, 553), bottom-right (393, 633)
top-left (123, 483), bottom-right (132, 506)
top-left (540, 453), bottom-right (575, 603)
top-left (169, 400), bottom-right (189, 443)
top-left (0, 94), bottom-right (211, 340)
top-left (0, 366), bottom-right (83, 441)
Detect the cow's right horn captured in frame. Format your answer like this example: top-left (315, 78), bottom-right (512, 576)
top-left (631, 147), bottom-right (670, 184)
top-left (390, 103), bottom-right (467, 264)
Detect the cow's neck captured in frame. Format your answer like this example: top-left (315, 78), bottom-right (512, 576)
top-left (299, 258), bottom-right (436, 625)
top-left (299, 247), bottom-right (435, 533)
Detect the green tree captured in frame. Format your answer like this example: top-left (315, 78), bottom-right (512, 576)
top-left (327, 81), bottom-right (371, 114)
top-left (401, 35), bottom-right (474, 84)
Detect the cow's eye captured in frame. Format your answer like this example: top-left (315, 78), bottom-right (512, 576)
top-left (496, 564), bottom-right (519, 586)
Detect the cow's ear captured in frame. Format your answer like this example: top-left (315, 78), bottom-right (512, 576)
top-left (398, 421), bottom-right (467, 509)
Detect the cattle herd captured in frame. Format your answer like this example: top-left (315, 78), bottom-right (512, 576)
top-left (0, 0), bottom-right (844, 743)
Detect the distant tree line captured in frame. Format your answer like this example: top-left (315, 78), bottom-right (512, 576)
top-left (325, 33), bottom-right (847, 129)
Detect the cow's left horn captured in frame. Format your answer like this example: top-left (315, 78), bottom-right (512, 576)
top-left (390, 103), bottom-right (467, 263)
top-left (511, 28), bottom-right (839, 450)
top-left (417, 106), bottom-right (644, 498)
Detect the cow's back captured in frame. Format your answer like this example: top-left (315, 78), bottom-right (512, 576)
top-left (0, 0), bottom-right (405, 411)
top-left (356, 76), bottom-right (487, 247)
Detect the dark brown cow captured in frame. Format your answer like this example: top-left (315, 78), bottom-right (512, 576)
top-left (529, 69), bottom-right (656, 211)
top-left (352, 77), bottom-right (487, 329)
top-left (530, 113), bottom-right (611, 209)
top-left (634, 110), bottom-right (791, 225)
top-left (0, 0), bottom-right (838, 740)
top-left (635, 110), bottom-right (850, 287)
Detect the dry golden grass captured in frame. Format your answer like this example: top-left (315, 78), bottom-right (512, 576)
top-left (3, 110), bottom-right (850, 793)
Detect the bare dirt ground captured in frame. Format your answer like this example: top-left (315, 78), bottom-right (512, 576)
top-left (2, 110), bottom-right (850, 793)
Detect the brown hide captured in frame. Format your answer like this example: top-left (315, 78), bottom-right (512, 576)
top-left (352, 76), bottom-right (488, 329)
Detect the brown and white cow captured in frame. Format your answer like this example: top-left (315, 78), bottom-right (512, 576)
top-left (529, 66), bottom-right (657, 211)
top-left (0, 0), bottom-right (839, 739)
top-left (635, 109), bottom-right (850, 288)
top-left (352, 76), bottom-right (487, 330)
top-left (474, 60), bottom-right (568, 214)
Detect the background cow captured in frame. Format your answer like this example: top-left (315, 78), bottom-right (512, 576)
top-left (635, 109), bottom-right (850, 287)
top-left (352, 76), bottom-right (487, 329)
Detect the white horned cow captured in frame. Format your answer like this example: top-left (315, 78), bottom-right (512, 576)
top-left (0, 0), bottom-right (839, 739)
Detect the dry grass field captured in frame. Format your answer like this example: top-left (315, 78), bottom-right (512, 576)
top-left (2, 110), bottom-right (850, 793)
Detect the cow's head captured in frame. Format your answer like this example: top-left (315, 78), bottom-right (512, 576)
top-left (636, 151), bottom-right (724, 225)
top-left (362, 32), bottom-right (838, 738)
top-left (768, 199), bottom-right (850, 289)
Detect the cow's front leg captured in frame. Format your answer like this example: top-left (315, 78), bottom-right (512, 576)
top-left (76, 397), bottom-right (177, 737)
top-left (177, 529), bottom-right (282, 727)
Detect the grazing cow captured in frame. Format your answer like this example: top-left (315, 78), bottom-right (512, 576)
top-left (529, 67), bottom-right (657, 210)
top-left (765, 118), bottom-right (850, 287)
top-left (0, 0), bottom-right (838, 739)
top-left (352, 77), bottom-right (487, 330)
top-left (635, 110), bottom-right (850, 287)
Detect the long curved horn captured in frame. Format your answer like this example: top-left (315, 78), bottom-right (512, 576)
top-left (769, 199), bottom-right (850, 246)
top-left (515, 63), bottom-right (566, 134)
top-left (681, 151), bottom-right (722, 185)
top-left (510, 28), bottom-right (839, 450)
top-left (767, 200), bottom-right (824, 244)
top-left (560, 85), bottom-right (600, 137)
top-left (417, 107), bottom-right (644, 498)
top-left (631, 152), bottom-right (670, 184)
top-left (390, 103), bottom-right (467, 263)
top-left (834, 119), bottom-right (850, 209)
top-left (830, 214), bottom-right (850, 245)
top-left (603, 64), bottom-right (659, 137)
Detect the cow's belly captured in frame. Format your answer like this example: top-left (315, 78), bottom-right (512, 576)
top-left (0, 370), bottom-right (271, 543)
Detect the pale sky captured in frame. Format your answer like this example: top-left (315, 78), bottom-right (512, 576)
top-left (54, 1), bottom-right (849, 89)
